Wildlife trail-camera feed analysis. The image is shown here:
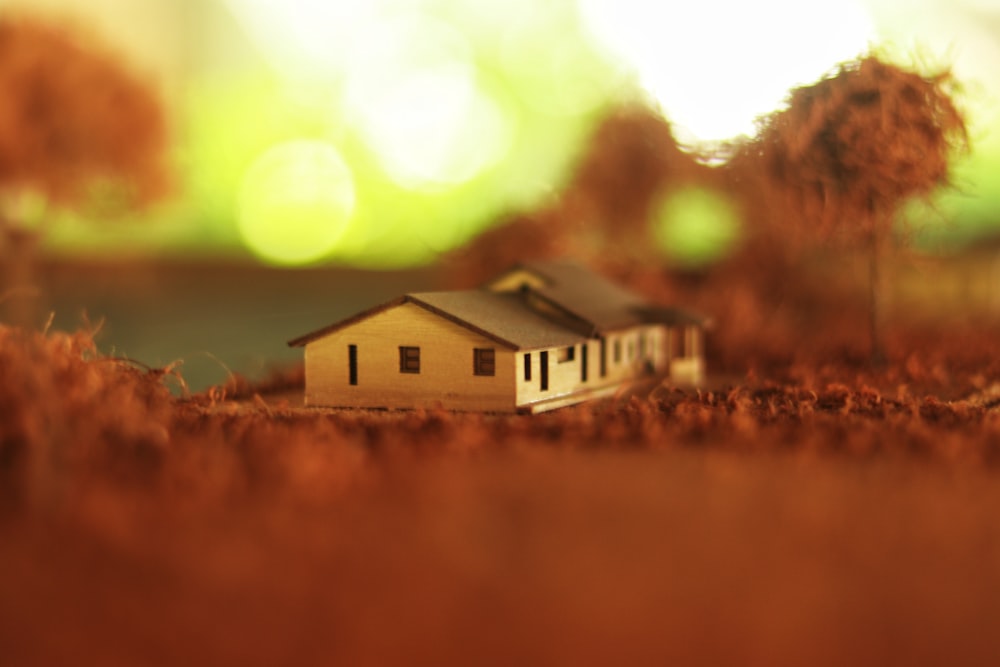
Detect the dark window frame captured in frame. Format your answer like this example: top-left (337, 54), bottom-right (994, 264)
top-left (473, 348), bottom-right (496, 376)
top-left (348, 344), bottom-right (358, 385)
top-left (524, 353), bottom-right (531, 381)
top-left (399, 346), bottom-right (421, 374)
top-left (540, 350), bottom-right (549, 391)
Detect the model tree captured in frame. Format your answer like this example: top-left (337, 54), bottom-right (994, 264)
top-left (0, 17), bottom-right (170, 326)
top-left (567, 106), bottom-right (705, 233)
top-left (752, 55), bottom-right (967, 361)
top-left (449, 105), bottom-right (711, 282)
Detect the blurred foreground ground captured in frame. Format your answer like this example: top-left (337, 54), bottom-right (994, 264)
top-left (4, 440), bottom-right (1000, 666)
top-left (3, 250), bottom-right (1000, 665)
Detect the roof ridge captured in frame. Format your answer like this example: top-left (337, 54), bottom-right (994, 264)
top-left (405, 293), bottom-right (520, 350)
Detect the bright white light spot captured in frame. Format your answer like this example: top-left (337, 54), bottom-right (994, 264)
top-left (498, 4), bottom-right (613, 117)
top-left (954, 0), bottom-right (1000, 12)
top-left (579, 0), bottom-right (876, 144)
top-left (237, 140), bottom-right (356, 266)
top-left (223, 0), bottom-right (377, 78)
top-left (869, 2), bottom-right (1000, 135)
top-left (343, 14), bottom-right (514, 188)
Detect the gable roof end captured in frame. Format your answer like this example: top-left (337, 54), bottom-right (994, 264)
top-left (287, 296), bottom-right (409, 348)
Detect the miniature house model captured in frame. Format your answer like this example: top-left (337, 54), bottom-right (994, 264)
top-left (288, 261), bottom-right (709, 413)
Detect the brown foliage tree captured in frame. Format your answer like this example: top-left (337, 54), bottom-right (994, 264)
top-left (566, 105), bottom-right (709, 234)
top-left (0, 17), bottom-right (170, 325)
top-left (751, 55), bottom-right (968, 361)
top-left (448, 105), bottom-right (712, 283)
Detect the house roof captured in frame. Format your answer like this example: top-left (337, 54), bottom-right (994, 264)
top-left (410, 291), bottom-right (587, 350)
top-left (288, 260), bottom-right (711, 349)
top-left (633, 305), bottom-right (712, 328)
top-left (488, 260), bottom-right (702, 333)
top-left (287, 290), bottom-right (586, 350)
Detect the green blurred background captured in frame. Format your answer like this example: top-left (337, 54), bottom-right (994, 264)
top-left (6, 0), bottom-right (999, 268)
top-left (4, 0), bottom-right (999, 390)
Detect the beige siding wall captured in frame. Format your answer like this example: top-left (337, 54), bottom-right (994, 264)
top-left (302, 307), bottom-right (704, 412)
top-left (515, 343), bottom-right (584, 407)
top-left (304, 302), bottom-right (517, 412)
top-left (515, 325), bottom-right (672, 409)
top-left (666, 325), bottom-right (705, 385)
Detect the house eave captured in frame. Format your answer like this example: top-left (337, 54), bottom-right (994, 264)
top-left (631, 305), bottom-right (713, 329)
top-left (287, 296), bottom-right (408, 348)
top-left (287, 295), bottom-right (522, 350)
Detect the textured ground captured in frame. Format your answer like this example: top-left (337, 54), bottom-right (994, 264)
top-left (2, 321), bottom-right (1000, 666)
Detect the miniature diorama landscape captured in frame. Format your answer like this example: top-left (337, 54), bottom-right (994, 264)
top-left (5, 2), bottom-right (1000, 665)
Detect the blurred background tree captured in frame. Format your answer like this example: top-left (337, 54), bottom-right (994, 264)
top-left (0, 0), bottom-right (994, 388)
top-left (0, 16), bottom-right (170, 326)
top-left (750, 56), bottom-right (968, 361)
top-left (0, 0), bottom-right (994, 272)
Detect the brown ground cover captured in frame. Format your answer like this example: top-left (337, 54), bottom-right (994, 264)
top-left (2, 305), bottom-right (1000, 665)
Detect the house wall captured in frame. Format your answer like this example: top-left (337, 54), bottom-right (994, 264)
top-left (515, 325), bottom-right (670, 409)
top-left (666, 325), bottom-right (705, 385)
top-left (304, 302), bottom-right (517, 412)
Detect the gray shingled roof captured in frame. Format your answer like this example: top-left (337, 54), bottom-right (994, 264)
top-left (489, 260), bottom-right (649, 332)
top-left (410, 291), bottom-right (585, 350)
top-left (289, 260), bottom-right (710, 349)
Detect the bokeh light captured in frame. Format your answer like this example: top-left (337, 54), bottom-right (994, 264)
top-left (342, 13), bottom-right (514, 188)
top-left (223, 0), bottom-right (374, 80)
top-left (653, 187), bottom-right (741, 267)
top-left (579, 0), bottom-right (876, 144)
top-left (237, 140), bottom-right (356, 266)
top-left (216, 0), bottom-right (601, 268)
top-left (497, 3), bottom-right (618, 118)
top-left (21, 0), bottom-right (1000, 265)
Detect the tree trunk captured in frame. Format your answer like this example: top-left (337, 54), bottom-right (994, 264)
top-left (1, 225), bottom-right (41, 329)
top-left (868, 232), bottom-right (886, 365)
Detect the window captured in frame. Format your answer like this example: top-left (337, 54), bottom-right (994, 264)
top-left (613, 338), bottom-right (622, 363)
top-left (557, 346), bottom-right (575, 363)
top-left (399, 346), bottom-right (420, 374)
top-left (348, 344), bottom-right (358, 385)
top-left (581, 343), bottom-right (588, 382)
top-left (540, 351), bottom-right (549, 391)
top-left (474, 348), bottom-right (495, 376)
top-left (524, 353), bottom-right (531, 381)
top-left (599, 339), bottom-right (607, 377)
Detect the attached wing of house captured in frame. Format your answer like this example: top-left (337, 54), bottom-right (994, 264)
top-left (289, 260), bottom-right (709, 413)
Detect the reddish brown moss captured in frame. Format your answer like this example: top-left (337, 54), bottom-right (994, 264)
top-left (2, 323), bottom-right (1000, 664)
